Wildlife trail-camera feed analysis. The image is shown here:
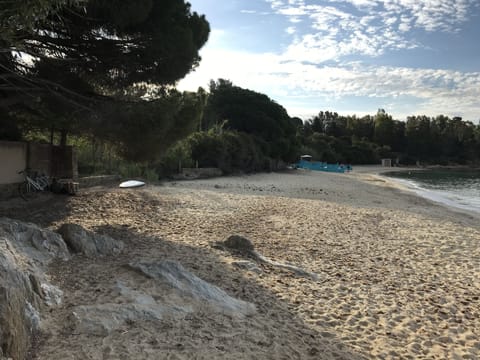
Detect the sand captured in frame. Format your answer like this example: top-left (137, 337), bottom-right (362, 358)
top-left (2, 167), bottom-right (479, 359)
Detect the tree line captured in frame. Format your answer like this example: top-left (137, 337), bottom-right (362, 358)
top-left (1, 1), bottom-right (479, 178)
top-left (156, 81), bottom-right (480, 176)
top-left (299, 110), bottom-right (480, 166)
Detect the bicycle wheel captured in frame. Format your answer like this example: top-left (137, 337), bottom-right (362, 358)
top-left (18, 181), bottom-right (34, 200)
top-left (35, 176), bottom-right (49, 191)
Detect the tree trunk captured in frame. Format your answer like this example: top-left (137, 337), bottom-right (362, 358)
top-left (60, 129), bottom-right (67, 147)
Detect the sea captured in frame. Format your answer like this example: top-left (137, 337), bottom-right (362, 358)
top-left (383, 169), bottom-right (480, 214)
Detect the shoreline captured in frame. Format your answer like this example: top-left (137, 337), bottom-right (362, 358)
top-left (365, 166), bottom-right (480, 217)
top-left (166, 166), bottom-right (480, 226)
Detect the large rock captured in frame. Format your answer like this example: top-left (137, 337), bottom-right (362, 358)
top-left (72, 281), bottom-right (193, 336)
top-left (0, 218), bottom-right (70, 267)
top-left (130, 260), bottom-right (257, 317)
top-left (57, 223), bottom-right (124, 257)
top-left (73, 300), bottom-right (191, 336)
top-left (0, 251), bottom-right (40, 360)
top-left (72, 261), bottom-right (257, 337)
top-left (0, 218), bottom-right (70, 360)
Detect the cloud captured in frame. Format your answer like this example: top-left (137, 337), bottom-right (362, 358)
top-left (179, 1), bottom-right (479, 121)
top-left (264, 0), bottom-right (476, 62)
top-left (179, 39), bottom-right (480, 120)
top-left (286, 26), bottom-right (297, 34)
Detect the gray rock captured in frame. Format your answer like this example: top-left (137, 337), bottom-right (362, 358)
top-left (41, 283), bottom-right (64, 306)
top-left (223, 235), bottom-right (255, 253)
top-left (130, 260), bottom-right (257, 317)
top-left (72, 282), bottom-right (194, 336)
top-left (25, 301), bottom-right (41, 332)
top-left (72, 261), bottom-right (258, 337)
top-left (72, 303), bottom-right (179, 336)
top-left (0, 251), bottom-right (37, 360)
top-left (0, 218), bottom-right (70, 266)
top-left (0, 218), bottom-right (69, 360)
top-left (57, 223), bottom-right (124, 257)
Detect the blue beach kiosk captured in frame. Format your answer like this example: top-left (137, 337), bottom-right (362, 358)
top-left (296, 155), bottom-right (350, 173)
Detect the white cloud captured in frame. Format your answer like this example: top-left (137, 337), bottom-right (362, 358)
top-left (286, 26), bottom-right (297, 34)
top-left (179, 39), bottom-right (480, 120)
top-left (179, 1), bottom-right (479, 121)
top-left (264, 0), bottom-right (475, 62)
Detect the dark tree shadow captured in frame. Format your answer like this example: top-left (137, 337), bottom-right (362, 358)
top-left (1, 187), bottom-right (365, 359)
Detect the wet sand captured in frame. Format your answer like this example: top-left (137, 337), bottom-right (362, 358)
top-left (3, 167), bottom-right (479, 359)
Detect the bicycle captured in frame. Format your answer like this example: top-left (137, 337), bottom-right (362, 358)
top-left (18, 170), bottom-right (50, 200)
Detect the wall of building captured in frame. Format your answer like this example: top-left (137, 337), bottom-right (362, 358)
top-left (381, 159), bottom-right (392, 167)
top-left (0, 141), bottom-right (27, 184)
top-left (0, 141), bottom-right (78, 185)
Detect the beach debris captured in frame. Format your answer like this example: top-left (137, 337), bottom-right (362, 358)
top-left (57, 223), bottom-right (124, 257)
top-left (254, 253), bottom-right (319, 281)
top-left (217, 234), bottom-right (319, 281)
top-left (232, 260), bottom-right (262, 274)
top-left (119, 180), bottom-right (146, 188)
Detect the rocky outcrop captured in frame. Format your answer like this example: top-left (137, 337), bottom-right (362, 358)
top-left (0, 218), bottom-right (70, 267)
top-left (57, 223), bottom-right (124, 257)
top-left (72, 261), bottom-right (257, 337)
top-left (0, 218), bottom-right (70, 360)
top-left (72, 282), bottom-right (192, 336)
top-left (130, 260), bottom-right (257, 317)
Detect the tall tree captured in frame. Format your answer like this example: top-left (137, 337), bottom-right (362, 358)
top-left (1, 0), bottom-right (210, 149)
top-left (373, 109), bottom-right (394, 148)
top-left (203, 79), bottom-right (299, 162)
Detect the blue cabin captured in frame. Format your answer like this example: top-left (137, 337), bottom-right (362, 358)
top-left (295, 155), bottom-right (351, 173)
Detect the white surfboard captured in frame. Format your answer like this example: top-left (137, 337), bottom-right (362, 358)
top-left (119, 180), bottom-right (146, 188)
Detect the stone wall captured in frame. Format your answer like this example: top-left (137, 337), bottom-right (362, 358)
top-left (175, 167), bottom-right (223, 180)
top-left (78, 175), bottom-right (121, 188)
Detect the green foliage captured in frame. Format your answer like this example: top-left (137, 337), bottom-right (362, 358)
top-left (0, 0), bottom-right (84, 43)
top-left (91, 90), bottom-right (204, 162)
top-left (203, 79), bottom-right (299, 163)
top-left (0, 112), bottom-right (22, 141)
top-left (156, 140), bottom-right (194, 177)
top-left (1, 0), bottom-right (210, 158)
top-left (300, 110), bottom-right (480, 165)
top-left (118, 163), bottom-right (158, 182)
top-left (373, 109), bottom-right (395, 147)
top-left (159, 128), bottom-right (271, 175)
top-left (350, 140), bottom-right (379, 164)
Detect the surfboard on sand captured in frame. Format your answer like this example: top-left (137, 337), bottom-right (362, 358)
top-left (119, 180), bottom-right (146, 188)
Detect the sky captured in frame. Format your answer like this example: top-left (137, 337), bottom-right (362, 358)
top-left (178, 0), bottom-right (480, 122)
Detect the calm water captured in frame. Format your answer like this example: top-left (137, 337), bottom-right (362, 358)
top-left (384, 169), bottom-right (480, 214)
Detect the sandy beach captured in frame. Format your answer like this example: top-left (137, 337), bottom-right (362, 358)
top-left (2, 167), bottom-right (479, 359)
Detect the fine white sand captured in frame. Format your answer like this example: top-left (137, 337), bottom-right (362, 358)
top-left (3, 167), bottom-right (479, 359)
